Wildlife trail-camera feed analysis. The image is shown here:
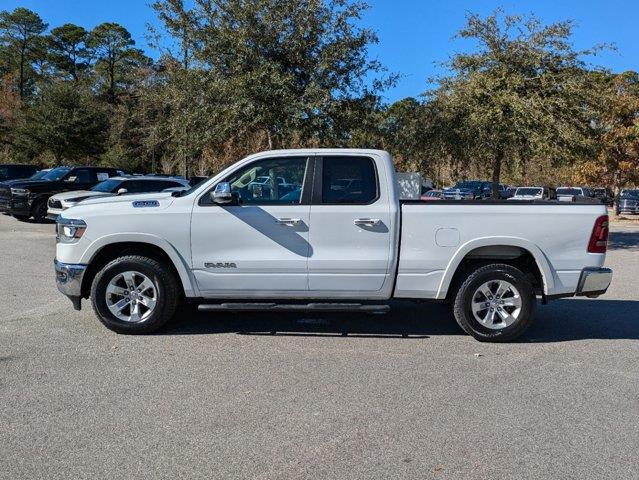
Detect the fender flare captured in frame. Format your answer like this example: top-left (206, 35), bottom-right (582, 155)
top-left (80, 233), bottom-right (199, 297)
top-left (436, 236), bottom-right (555, 299)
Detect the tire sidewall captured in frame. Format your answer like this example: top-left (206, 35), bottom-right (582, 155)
top-left (456, 265), bottom-right (535, 341)
top-left (31, 200), bottom-right (47, 222)
top-left (92, 258), bottom-right (168, 333)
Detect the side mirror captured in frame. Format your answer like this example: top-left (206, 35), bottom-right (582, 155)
top-left (117, 188), bottom-right (128, 195)
top-left (211, 182), bottom-right (233, 204)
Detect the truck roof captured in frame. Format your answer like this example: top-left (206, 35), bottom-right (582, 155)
top-left (244, 148), bottom-right (390, 158)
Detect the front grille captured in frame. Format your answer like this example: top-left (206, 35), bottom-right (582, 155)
top-left (48, 199), bottom-right (62, 209)
top-left (0, 187), bottom-right (10, 201)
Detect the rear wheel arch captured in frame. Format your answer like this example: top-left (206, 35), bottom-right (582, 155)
top-left (440, 241), bottom-right (552, 300)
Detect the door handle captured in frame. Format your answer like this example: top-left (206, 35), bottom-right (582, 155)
top-left (276, 217), bottom-right (302, 226)
top-left (354, 218), bottom-right (381, 227)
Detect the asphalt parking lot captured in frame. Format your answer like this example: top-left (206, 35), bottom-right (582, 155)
top-left (1, 213), bottom-right (638, 480)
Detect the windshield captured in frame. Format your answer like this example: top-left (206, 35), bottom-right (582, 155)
top-left (41, 167), bottom-right (72, 181)
top-left (557, 188), bottom-right (582, 196)
top-left (91, 179), bottom-right (122, 193)
top-left (515, 188), bottom-right (543, 196)
top-left (0, 167), bottom-right (9, 180)
top-left (30, 170), bottom-right (50, 180)
top-left (172, 179), bottom-right (210, 197)
top-left (620, 189), bottom-right (639, 198)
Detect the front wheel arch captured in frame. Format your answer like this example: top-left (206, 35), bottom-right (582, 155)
top-left (90, 254), bottom-right (180, 334)
top-left (81, 242), bottom-right (186, 301)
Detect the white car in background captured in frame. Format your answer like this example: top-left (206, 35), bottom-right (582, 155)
top-left (47, 176), bottom-right (189, 219)
top-left (507, 187), bottom-right (556, 201)
top-left (556, 187), bottom-right (592, 202)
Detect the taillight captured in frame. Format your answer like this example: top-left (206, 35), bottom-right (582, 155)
top-left (587, 215), bottom-right (609, 253)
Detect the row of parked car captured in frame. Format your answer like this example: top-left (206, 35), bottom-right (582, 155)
top-left (0, 164), bottom-right (206, 222)
top-left (420, 180), bottom-right (637, 214)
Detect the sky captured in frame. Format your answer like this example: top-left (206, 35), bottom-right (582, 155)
top-left (4, 0), bottom-right (639, 103)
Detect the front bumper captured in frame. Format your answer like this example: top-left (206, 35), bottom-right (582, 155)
top-left (8, 197), bottom-right (32, 216)
top-left (55, 259), bottom-right (87, 310)
top-left (618, 207), bottom-right (639, 214)
top-left (576, 267), bottom-right (613, 298)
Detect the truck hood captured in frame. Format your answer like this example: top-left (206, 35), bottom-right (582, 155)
top-left (5, 179), bottom-right (60, 191)
top-left (0, 178), bottom-right (42, 188)
top-left (51, 190), bottom-right (113, 202)
top-left (77, 191), bottom-right (175, 207)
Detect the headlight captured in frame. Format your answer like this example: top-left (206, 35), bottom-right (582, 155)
top-left (56, 218), bottom-right (87, 244)
top-left (11, 188), bottom-right (29, 195)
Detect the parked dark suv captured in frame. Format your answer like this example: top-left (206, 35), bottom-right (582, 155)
top-left (0, 164), bottom-right (39, 182)
top-left (0, 166), bottom-right (118, 221)
top-left (616, 189), bottom-right (639, 216)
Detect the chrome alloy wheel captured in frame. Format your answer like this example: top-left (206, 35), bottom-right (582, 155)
top-left (471, 280), bottom-right (522, 330)
top-left (105, 271), bottom-right (157, 323)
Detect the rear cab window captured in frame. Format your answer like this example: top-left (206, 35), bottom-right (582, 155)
top-left (320, 156), bottom-right (378, 205)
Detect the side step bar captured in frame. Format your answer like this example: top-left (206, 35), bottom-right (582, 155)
top-left (198, 302), bottom-right (390, 314)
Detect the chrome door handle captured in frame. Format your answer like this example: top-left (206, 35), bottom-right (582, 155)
top-left (276, 217), bottom-right (302, 226)
top-left (354, 218), bottom-right (381, 227)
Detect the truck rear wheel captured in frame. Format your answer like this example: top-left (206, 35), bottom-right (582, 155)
top-left (453, 263), bottom-right (536, 342)
top-left (90, 255), bottom-right (179, 334)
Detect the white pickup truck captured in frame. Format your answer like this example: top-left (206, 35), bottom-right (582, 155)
top-left (54, 149), bottom-right (613, 342)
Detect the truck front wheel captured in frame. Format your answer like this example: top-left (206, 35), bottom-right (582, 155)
top-left (453, 263), bottom-right (536, 342)
top-left (90, 255), bottom-right (179, 334)
top-left (31, 199), bottom-right (48, 222)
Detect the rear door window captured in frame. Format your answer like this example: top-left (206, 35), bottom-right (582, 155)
top-left (66, 169), bottom-right (94, 185)
top-left (321, 156), bottom-right (378, 204)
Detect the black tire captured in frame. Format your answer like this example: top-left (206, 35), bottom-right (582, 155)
top-left (452, 263), bottom-right (536, 342)
top-left (12, 214), bottom-right (30, 221)
top-left (90, 255), bottom-right (180, 334)
top-left (31, 200), bottom-right (48, 222)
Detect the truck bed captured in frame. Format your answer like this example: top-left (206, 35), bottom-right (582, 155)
top-left (395, 201), bottom-right (608, 299)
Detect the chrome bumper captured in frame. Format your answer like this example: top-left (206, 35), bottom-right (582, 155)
top-left (55, 259), bottom-right (87, 310)
top-left (576, 267), bottom-right (613, 298)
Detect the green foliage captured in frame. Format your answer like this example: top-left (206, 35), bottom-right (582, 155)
top-left (49, 23), bottom-right (90, 80)
top-left (14, 81), bottom-right (107, 164)
top-left (88, 22), bottom-right (151, 103)
top-left (429, 10), bottom-right (606, 195)
top-left (0, 4), bottom-right (634, 189)
top-left (0, 7), bottom-right (48, 99)
top-left (150, 0), bottom-right (393, 152)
